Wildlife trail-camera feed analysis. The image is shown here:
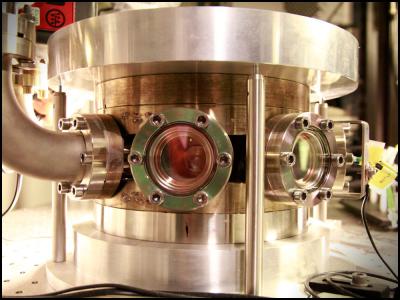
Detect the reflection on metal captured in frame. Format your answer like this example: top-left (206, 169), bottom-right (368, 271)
top-left (47, 7), bottom-right (358, 100)
top-left (57, 114), bottom-right (124, 200)
top-left (129, 108), bottom-right (233, 211)
top-left (245, 68), bottom-right (265, 295)
top-left (38, 6), bottom-right (362, 297)
top-left (51, 91), bottom-right (67, 263)
top-left (94, 203), bottom-right (307, 244)
top-left (46, 221), bottom-right (329, 297)
top-left (265, 112), bottom-right (343, 206)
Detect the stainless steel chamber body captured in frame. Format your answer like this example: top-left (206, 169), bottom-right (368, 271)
top-left (44, 7), bottom-right (360, 296)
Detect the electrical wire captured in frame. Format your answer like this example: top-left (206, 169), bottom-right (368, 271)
top-left (2, 173), bottom-right (23, 217)
top-left (1, 283), bottom-right (266, 298)
top-left (361, 186), bottom-right (398, 281)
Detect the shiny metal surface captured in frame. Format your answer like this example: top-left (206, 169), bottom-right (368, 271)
top-left (97, 75), bottom-right (309, 135)
top-left (51, 91), bottom-right (67, 263)
top-left (245, 70), bottom-right (265, 295)
top-left (48, 7), bottom-right (358, 100)
top-left (265, 112), bottom-right (342, 206)
top-left (59, 114), bottom-right (124, 200)
top-left (129, 108), bottom-right (233, 211)
top-left (2, 56), bottom-right (86, 182)
top-left (2, 12), bottom-right (35, 59)
top-left (94, 203), bottom-right (307, 244)
top-left (46, 221), bottom-right (329, 296)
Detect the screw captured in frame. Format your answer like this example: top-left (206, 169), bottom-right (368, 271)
top-left (193, 191), bottom-right (208, 207)
top-left (332, 154), bottom-right (345, 167)
top-left (319, 119), bottom-right (334, 131)
top-left (195, 114), bottom-right (209, 128)
top-left (72, 117), bottom-right (88, 130)
top-left (58, 118), bottom-right (73, 131)
top-left (71, 184), bottom-right (87, 198)
top-left (318, 188), bottom-right (332, 201)
top-left (129, 151), bottom-right (143, 165)
top-left (149, 191), bottom-right (164, 205)
top-left (294, 116), bottom-right (309, 130)
top-left (280, 152), bottom-right (296, 166)
top-left (149, 114), bottom-right (165, 127)
top-left (292, 189), bottom-right (308, 204)
top-left (57, 182), bottom-right (72, 194)
top-left (80, 152), bottom-right (92, 164)
top-left (217, 153), bottom-right (232, 167)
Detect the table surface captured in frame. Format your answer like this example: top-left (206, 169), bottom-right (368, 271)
top-left (2, 201), bottom-right (398, 297)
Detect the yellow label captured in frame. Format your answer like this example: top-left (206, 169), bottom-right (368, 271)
top-left (367, 141), bottom-right (385, 165)
top-left (369, 169), bottom-right (397, 190)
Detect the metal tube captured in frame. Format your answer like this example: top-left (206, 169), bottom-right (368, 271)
top-left (2, 55), bottom-right (85, 182)
top-left (52, 90), bottom-right (67, 262)
top-left (313, 102), bottom-right (329, 221)
top-left (245, 66), bottom-right (265, 295)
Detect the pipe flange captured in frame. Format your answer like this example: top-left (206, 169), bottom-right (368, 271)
top-left (129, 108), bottom-right (233, 211)
top-left (265, 112), bottom-right (340, 207)
top-left (57, 114), bottom-right (124, 200)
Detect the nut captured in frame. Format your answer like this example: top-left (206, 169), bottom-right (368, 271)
top-left (318, 188), bottom-right (332, 201)
top-left (294, 116), bottom-right (310, 130)
top-left (292, 189), bottom-right (308, 204)
top-left (149, 191), bottom-right (164, 205)
top-left (280, 152), bottom-right (296, 167)
top-left (332, 154), bottom-right (345, 167)
top-left (72, 117), bottom-right (88, 130)
top-left (217, 153), bottom-right (232, 167)
top-left (57, 182), bottom-right (71, 194)
top-left (195, 114), bottom-right (209, 128)
top-left (58, 118), bottom-right (73, 131)
top-left (351, 273), bottom-right (369, 287)
top-left (129, 151), bottom-right (143, 165)
top-left (193, 191), bottom-right (209, 207)
top-left (319, 119), bottom-right (334, 131)
top-left (71, 184), bottom-right (87, 198)
top-left (149, 114), bottom-right (165, 127)
top-left (80, 152), bottom-right (92, 164)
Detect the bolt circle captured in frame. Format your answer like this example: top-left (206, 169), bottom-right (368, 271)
top-left (217, 152), bottom-right (232, 168)
top-left (149, 191), bottom-right (164, 205)
top-left (149, 114), bottom-right (165, 127)
top-left (195, 114), bottom-right (209, 128)
top-left (193, 191), bottom-right (209, 207)
top-left (129, 151), bottom-right (143, 165)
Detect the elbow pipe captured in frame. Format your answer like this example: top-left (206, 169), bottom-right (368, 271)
top-left (2, 55), bottom-right (86, 182)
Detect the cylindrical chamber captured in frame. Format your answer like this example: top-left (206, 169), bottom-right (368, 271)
top-left (94, 74), bottom-right (310, 243)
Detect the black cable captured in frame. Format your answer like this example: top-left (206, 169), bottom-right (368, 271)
top-left (2, 173), bottom-right (23, 217)
top-left (361, 186), bottom-right (398, 281)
